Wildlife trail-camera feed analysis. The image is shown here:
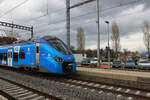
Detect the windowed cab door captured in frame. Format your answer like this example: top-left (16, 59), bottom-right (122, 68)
top-left (35, 43), bottom-right (40, 69)
top-left (8, 48), bottom-right (13, 66)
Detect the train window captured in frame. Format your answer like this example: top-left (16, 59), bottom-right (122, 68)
top-left (36, 46), bottom-right (39, 53)
top-left (13, 53), bottom-right (18, 62)
top-left (0, 53), bottom-right (2, 60)
top-left (4, 53), bottom-right (7, 61)
top-left (46, 39), bottom-right (71, 55)
top-left (19, 51), bottom-right (25, 59)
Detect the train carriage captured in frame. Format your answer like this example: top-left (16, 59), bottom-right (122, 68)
top-left (0, 36), bottom-right (76, 74)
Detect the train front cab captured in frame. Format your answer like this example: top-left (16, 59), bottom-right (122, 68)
top-left (53, 54), bottom-right (76, 74)
top-left (39, 36), bottom-right (76, 74)
top-left (7, 45), bottom-right (35, 68)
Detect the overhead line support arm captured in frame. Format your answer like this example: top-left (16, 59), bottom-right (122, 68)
top-left (0, 21), bottom-right (33, 39)
top-left (66, 0), bottom-right (95, 47)
top-left (70, 0), bottom-right (95, 9)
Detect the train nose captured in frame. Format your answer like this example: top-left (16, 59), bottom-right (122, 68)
top-left (62, 62), bottom-right (73, 73)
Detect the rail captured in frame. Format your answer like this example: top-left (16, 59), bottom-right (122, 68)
top-left (0, 76), bottom-right (61, 100)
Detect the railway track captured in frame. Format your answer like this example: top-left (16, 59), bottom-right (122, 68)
top-left (0, 76), bottom-right (61, 100)
top-left (65, 78), bottom-right (150, 100)
top-left (1, 66), bottom-right (150, 100)
top-left (38, 73), bottom-right (150, 100)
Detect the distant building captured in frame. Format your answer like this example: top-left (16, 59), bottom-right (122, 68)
top-left (127, 53), bottom-right (141, 58)
top-left (72, 50), bottom-right (87, 64)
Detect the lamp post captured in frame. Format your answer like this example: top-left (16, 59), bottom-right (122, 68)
top-left (96, 0), bottom-right (100, 66)
top-left (105, 21), bottom-right (110, 69)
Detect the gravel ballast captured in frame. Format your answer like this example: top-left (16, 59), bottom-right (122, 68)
top-left (0, 68), bottom-right (140, 100)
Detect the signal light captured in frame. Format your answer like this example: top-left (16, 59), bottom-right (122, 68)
top-left (68, 57), bottom-right (71, 59)
top-left (54, 56), bottom-right (63, 62)
top-left (41, 53), bottom-right (45, 56)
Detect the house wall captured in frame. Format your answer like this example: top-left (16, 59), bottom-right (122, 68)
top-left (74, 53), bottom-right (87, 64)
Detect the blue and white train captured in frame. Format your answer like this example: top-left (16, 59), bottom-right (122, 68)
top-left (0, 36), bottom-right (76, 74)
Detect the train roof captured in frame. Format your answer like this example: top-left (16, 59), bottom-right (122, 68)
top-left (43, 35), bottom-right (58, 40)
top-left (0, 35), bottom-right (58, 48)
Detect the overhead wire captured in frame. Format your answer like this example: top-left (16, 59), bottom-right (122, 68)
top-left (27, 2), bottom-right (66, 22)
top-left (0, 0), bottom-right (29, 18)
top-left (35, 0), bottom-right (144, 34)
top-left (0, 0), bottom-right (142, 22)
top-left (46, 0), bottom-right (143, 25)
top-left (0, 0), bottom-right (65, 38)
top-left (101, 0), bottom-right (142, 12)
top-left (33, 0), bottom-right (144, 33)
top-left (17, 7), bottom-right (143, 37)
top-left (36, 9), bottom-right (142, 34)
top-left (0, 0), bottom-right (144, 36)
top-left (0, 0), bottom-right (65, 22)
top-left (33, 0), bottom-right (143, 27)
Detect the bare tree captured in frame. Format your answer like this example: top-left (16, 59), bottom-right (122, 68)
top-left (70, 45), bottom-right (75, 51)
top-left (111, 21), bottom-right (121, 58)
top-left (4, 30), bottom-right (21, 39)
top-left (76, 27), bottom-right (85, 51)
top-left (142, 20), bottom-right (150, 57)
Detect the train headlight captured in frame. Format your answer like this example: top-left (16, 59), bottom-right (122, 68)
top-left (54, 56), bottom-right (63, 62)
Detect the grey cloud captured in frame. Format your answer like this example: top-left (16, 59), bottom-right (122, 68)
top-left (0, 0), bottom-right (4, 4)
top-left (0, 0), bottom-right (150, 51)
top-left (142, 0), bottom-right (150, 10)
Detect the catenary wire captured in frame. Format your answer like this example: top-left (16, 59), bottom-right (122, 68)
top-left (26, 0), bottom-right (143, 23)
top-left (0, 0), bottom-right (29, 18)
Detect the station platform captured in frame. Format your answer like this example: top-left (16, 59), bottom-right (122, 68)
top-left (0, 95), bottom-right (7, 100)
top-left (73, 67), bottom-right (150, 89)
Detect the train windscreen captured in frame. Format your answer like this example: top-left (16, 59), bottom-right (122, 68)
top-left (44, 36), bottom-right (72, 55)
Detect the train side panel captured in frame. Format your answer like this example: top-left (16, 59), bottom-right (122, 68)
top-left (16, 44), bottom-right (35, 67)
top-left (0, 47), bottom-right (8, 65)
top-left (0, 44), bottom-right (35, 68)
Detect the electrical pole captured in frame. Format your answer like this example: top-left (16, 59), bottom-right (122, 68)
top-left (108, 22), bottom-right (110, 69)
top-left (66, 0), bottom-right (70, 47)
top-left (66, 0), bottom-right (95, 48)
top-left (11, 21), bottom-right (13, 34)
top-left (31, 26), bottom-right (34, 39)
top-left (96, 0), bottom-right (100, 66)
top-left (66, 0), bottom-right (100, 66)
top-left (105, 21), bottom-right (110, 68)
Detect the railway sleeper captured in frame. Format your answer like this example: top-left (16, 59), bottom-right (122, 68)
top-left (0, 77), bottom-right (61, 100)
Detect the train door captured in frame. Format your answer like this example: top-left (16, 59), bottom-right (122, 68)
top-left (35, 43), bottom-right (40, 69)
top-left (8, 48), bottom-right (13, 66)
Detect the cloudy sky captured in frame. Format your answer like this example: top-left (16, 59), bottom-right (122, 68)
top-left (0, 0), bottom-right (149, 52)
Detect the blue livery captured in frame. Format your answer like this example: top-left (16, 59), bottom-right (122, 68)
top-left (0, 36), bottom-right (76, 74)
